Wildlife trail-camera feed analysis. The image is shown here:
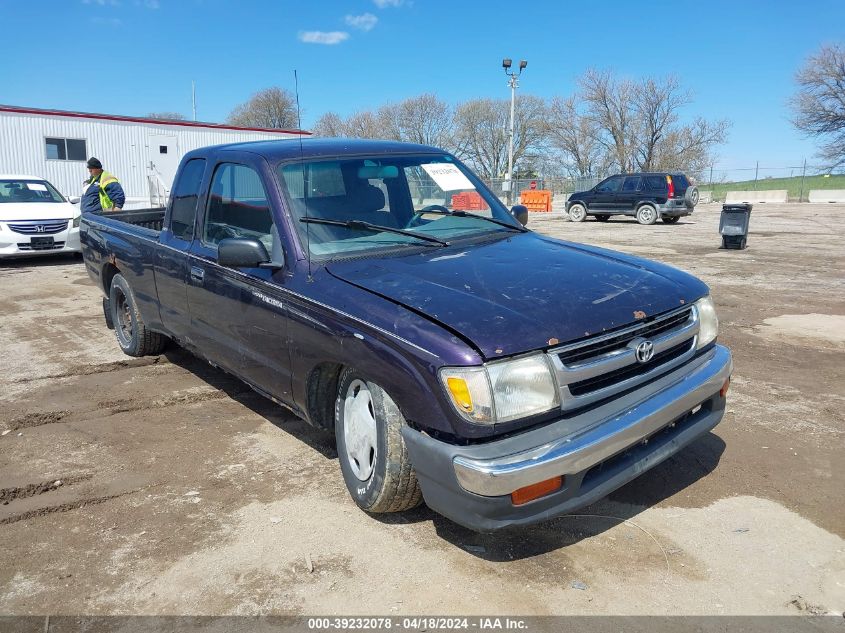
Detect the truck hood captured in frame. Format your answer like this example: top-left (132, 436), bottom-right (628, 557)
top-left (0, 202), bottom-right (78, 221)
top-left (326, 233), bottom-right (707, 360)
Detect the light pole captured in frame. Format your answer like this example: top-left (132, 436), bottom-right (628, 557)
top-left (502, 58), bottom-right (527, 204)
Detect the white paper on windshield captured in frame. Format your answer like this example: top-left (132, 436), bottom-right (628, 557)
top-left (421, 163), bottom-right (474, 191)
top-left (26, 183), bottom-right (47, 191)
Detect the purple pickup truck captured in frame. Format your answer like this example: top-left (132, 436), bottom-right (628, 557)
top-left (81, 139), bottom-right (732, 531)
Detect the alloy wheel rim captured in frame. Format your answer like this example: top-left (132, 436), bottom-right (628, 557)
top-left (343, 379), bottom-right (378, 481)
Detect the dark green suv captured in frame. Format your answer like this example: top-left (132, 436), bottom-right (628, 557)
top-left (566, 173), bottom-right (700, 225)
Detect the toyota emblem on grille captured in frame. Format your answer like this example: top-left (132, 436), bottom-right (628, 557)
top-left (36, 225), bottom-right (45, 233)
top-left (635, 340), bottom-right (654, 363)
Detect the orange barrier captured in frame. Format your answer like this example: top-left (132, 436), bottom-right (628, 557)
top-left (451, 191), bottom-right (488, 211)
top-left (520, 190), bottom-right (553, 212)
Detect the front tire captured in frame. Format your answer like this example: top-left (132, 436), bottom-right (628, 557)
top-left (335, 367), bottom-right (422, 513)
top-left (636, 204), bottom-right (658, 225)
top-left (568, 203), bottom-right (587, 222)
top-left (109, 273), bottom-right (167, 357)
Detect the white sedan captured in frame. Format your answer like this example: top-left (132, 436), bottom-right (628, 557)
top-left (0, 174), bottom-right (82, 258)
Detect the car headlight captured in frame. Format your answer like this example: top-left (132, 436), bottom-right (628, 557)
top-left (72, 214), bottom-right (81, 228)
top-left (440, 354), bottom-right (560, 424)
top-left (695, 295), bottom-right (719, 349)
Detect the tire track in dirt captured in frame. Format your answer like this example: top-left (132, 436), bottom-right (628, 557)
top-left (5, 410), bottom-right (70, 431)
top-left (96, 387), bottom-right (253, 415)
top-left (0, 493), bottom-right (128, 526)
top-left (0, 474), bottom-right (94, 504)
top-left (8, 356), bottom-right (170, 384)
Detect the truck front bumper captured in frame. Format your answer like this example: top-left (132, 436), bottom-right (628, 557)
top-left (403, 344), bottom-right (732, 531)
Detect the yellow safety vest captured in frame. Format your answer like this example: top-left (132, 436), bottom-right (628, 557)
top-left (92, 171), bottom-right (120, 211)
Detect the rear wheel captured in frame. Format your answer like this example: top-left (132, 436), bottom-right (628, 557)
top-left (662, 216), bottom-right (681, 224)
top-left (636, 204), bottom-right (658, 225)
top-left (335, 367), bottom-right (423, 513)
top-left (594, 214), bottom-right (610, 222)
top-left (568, 203), bottom-right (587, 222)
top-left (109, 274), bottom-right (167, 357)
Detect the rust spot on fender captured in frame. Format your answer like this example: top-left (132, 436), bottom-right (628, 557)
top-left (680, 298), bottom-right (686, 304)
top-left (548, 338), bottom-right (559, 346)
top-left (633, 310), bottom-right (647, 320)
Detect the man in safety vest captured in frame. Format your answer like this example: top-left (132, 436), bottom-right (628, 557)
top-left (82, 157), bottom-right (125, 213)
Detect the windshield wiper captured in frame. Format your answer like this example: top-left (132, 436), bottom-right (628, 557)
top-left (300, 217), bottom-right (449, 247)
top-left (417, 209), bottom-right (529, 233)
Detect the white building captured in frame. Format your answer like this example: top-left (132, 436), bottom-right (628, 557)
top-left (0, 104), bottom-right (307, 208)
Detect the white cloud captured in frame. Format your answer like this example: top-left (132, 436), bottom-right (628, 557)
top-left (373, 0), bottom-right (405, 7)
top-left (344, 13), bottom-right (378, 31)
top-left (298, 31), bottom-right (350, 45)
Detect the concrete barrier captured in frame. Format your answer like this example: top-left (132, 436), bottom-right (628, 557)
top-left (698, 191), bottom-right (713, 204)
top-left (808, 189), bottom-right (845, 203)
top-left (725, 190), bottom-right (788, 204)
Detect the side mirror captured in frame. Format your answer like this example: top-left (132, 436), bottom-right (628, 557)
top-left (511, 204), bottom-right (529, 226)
top-left (68, 196), bottom-right (81, 204)
top-left (218, 238), bottom-right (281, 270)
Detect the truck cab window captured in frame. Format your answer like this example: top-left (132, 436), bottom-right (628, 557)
top-left (204, 163), bottom-right (273, 250)
top-left (169, 158), bottom-right (206, 240)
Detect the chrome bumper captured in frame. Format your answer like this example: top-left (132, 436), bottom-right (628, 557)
top-left (452, 344), bottom-right (732, 496)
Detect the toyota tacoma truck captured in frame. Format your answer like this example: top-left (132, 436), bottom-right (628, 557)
top-left (80, 139), bottom-right (732, 531)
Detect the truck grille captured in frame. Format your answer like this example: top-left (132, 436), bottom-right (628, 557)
top-left (8, 220), bottom-right (69, 235)
top-left (547, 305), bottom-right (699, 410)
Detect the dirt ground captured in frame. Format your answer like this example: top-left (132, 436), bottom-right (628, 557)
top-left (1, 203), bottom-right (843, 616)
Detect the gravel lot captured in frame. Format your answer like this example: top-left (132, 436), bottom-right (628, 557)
top-left (1, 203), bottom-right (843, 616)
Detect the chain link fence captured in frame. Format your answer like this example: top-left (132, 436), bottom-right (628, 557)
top-left (481, 163), bottom-right (844, 205)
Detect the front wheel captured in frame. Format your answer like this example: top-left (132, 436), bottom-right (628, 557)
top-left (335, 367), bottom-right (423, 513)
top-left (109, 273), bottom-right (167, 357)
top-left (568, 203), bottom-right (587, 222)
top-left (636, 204), bottom-right (658, 225)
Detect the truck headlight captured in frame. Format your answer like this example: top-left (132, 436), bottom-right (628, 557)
top-left (695, 295), bottom-right (719, 349)
top-left (440, 354), bottom-right (560, 424)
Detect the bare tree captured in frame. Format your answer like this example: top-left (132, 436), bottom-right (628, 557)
top-left (577, 69), bottom-right (728, 175)
top-left (453, 96), bottom-right (547, 179)
top-left (146, 112), bottom-right (186, 121)
top-left (791, 43), bottom-right (845, 168)
top-left (579, 69), bottom-right (639, 172)
top-left (312, 112), bottom-right (346, 137)
top-left (396, 94), bottom-right (454, 148)
top-left (634, 76), bottom-right (690, 170)
top-left (227, 87), bottom-right (299, 129)
top-left (544, 96), bottom-right (605, 178)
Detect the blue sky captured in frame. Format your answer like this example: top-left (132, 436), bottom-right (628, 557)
top-left (2, 0), bottom-right (843, 169)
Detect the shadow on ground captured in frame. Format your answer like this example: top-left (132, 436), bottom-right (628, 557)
top-left (162, 344), bottom-right (725, 561)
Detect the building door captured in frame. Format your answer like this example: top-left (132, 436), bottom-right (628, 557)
top-left (147, 135), bottom-right (180, 195)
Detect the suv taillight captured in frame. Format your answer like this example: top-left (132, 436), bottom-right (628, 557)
top-left (666, 175), bottom-right (675, 199)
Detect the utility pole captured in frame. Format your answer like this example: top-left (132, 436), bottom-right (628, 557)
top-left (799, 158), bottom-right (807, 202)
top-left (192, 81), bottom-right (197, 122)
top-left (502, 58), bottom-right (527, 205)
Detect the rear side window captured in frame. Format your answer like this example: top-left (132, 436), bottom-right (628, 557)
top-left (621, 176), bottom-right (641, 192)
top-left (169, 158), bottom-right (206, 240)
top-left (645, 176), bottom-right (667, 190)
top-left (204, 163), bottom-right (273, 248)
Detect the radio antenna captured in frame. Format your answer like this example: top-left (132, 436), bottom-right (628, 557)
top-left (294, 69), bottom-right (312, 281)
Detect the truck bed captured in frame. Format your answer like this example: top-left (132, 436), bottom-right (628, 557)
top-left (96, 208), bottom-right (165, 232)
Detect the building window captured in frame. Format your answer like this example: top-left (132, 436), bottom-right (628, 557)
top-left (45, 137), bottom-right (87, 161)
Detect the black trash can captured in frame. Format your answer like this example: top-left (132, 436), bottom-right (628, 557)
top-left (719, 203), bottom-right (752, 249)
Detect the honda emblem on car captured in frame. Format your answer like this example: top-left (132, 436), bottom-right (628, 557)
top-left (36, 225), bottom-right (45, 233)
top-left (635, 340), bottom-right (654, 363)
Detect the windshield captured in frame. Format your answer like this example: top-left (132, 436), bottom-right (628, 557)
top-left (0, 179), bottom-right (65, 204)
top-left (277, 154), bottom-right (520, 258)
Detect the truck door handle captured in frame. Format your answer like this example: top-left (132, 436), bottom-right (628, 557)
top-left (190, 266), bottom-right (205, 282)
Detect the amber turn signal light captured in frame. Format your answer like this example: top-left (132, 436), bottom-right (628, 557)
top-left (720, 378), bottom-right (731, 397)
top-left (511, 476), bottom-right (563, 506)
